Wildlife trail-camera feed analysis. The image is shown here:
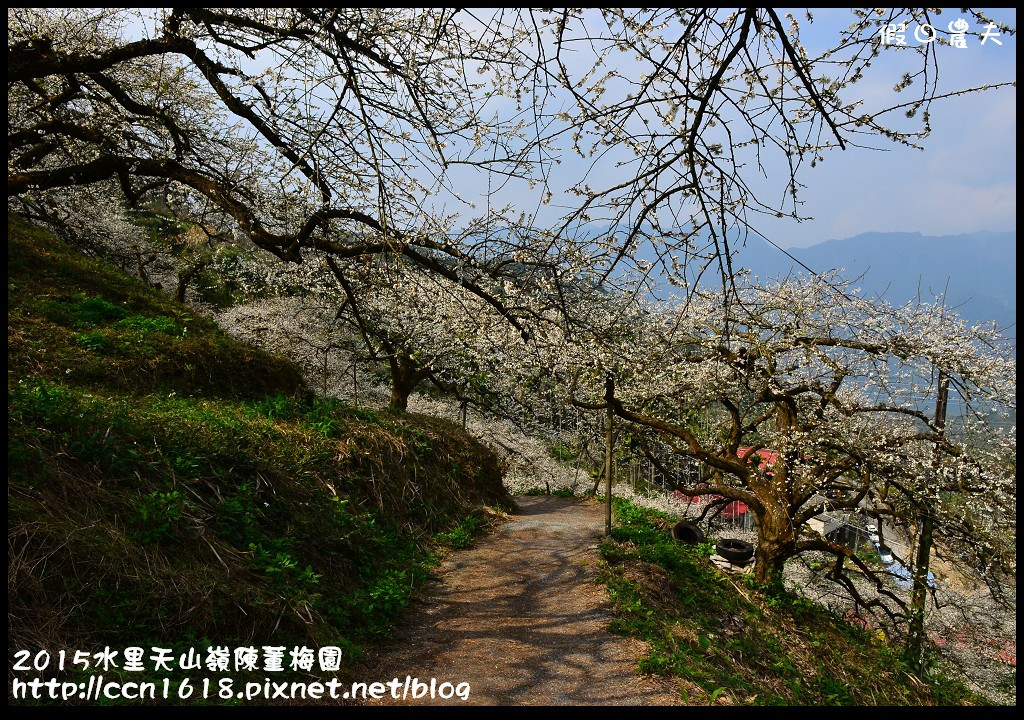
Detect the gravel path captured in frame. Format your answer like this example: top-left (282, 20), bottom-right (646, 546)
top-left (361, 495), bottom-right (681, 706)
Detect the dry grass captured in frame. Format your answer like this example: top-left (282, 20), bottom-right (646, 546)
top-left (8, 213), bottom-right (511, 704)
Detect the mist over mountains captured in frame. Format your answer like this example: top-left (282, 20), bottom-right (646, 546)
top-left (728, 230), bottom-right (1016, 338)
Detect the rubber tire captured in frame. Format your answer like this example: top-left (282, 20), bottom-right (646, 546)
top-left (716, 538), bottom-right (755, 564)
top-left (671, 521), bottom-right (705, 544)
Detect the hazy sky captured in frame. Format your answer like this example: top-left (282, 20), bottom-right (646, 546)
top-left (126, 8), bottom-right (1016, 251)
top-left (446, 8), bottom-right (1017, 249)
top-left (740, 8), bottom-right (1017, 248)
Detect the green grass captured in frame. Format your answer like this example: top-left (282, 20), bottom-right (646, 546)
top-left (522, 485), bottom-right (579, 498)
top-left (8, 212), bottom-right (512, 704)
top-left (433, 512), bottom-right (489, 549)
top-left (597, 497), bottom-right (984, 706)
top-left (7, 214), bottom-right (306, 399)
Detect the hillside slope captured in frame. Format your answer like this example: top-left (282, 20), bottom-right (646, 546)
top-left (7, 213), bottom-right (993, 706)
top-left (7, 213), bottom-right (511, 702)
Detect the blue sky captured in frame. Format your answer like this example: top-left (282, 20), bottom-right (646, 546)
top-left (727, 8), bottom-right (1017, 248)
top-left (443, 9), bottom-right (1017, 249)
top-left (126, 8), bottom-right (1016, 251)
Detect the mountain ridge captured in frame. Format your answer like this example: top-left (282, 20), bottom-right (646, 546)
top-left (730, 229), bottom-right (1016, 334)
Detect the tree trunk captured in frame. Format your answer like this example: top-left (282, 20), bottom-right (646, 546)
top-left (750, 401), bottom-right (799, 586)
top-left (389, 383), bottom-right (411, 412)
top-left (388, 356), bottom-right (427, 412)
top-left (174, 262), bottom-right (206, 303)
top-left (907, 370), bottom-right (949, 668)
top-left (752, 499), bottom-right (797, 586)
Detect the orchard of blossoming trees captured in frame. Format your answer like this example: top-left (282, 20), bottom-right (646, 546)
top-left (7, 7), bottom-right (1016, 658)
top-left (212, 248), bottom-right (1016, 614)
top-left (546, 277), bottom-right (1016, 594)
top-left (216, 249), bottom-right (543, 414)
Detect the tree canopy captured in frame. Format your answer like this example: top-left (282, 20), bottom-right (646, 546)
top-left (9, 8), bottom-right (1015, 314)
top-left (553, 274), bottom-right (1015, 592)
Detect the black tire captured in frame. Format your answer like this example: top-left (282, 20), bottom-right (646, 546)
top-left (716, 538), bottom-right (755, 564)
top-left (671, 521), bottom-right (705, 544)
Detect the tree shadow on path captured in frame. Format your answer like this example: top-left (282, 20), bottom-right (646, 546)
top-left (361, 495), bottom-right (681, 706)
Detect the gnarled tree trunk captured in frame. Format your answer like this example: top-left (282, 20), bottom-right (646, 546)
top-left (751, 498), bottom-right (798, 585)
top-left (388, 355), bottom-right (430, 412)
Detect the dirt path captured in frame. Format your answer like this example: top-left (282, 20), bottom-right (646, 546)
top-left (361, 495), bottom-right (681, 706)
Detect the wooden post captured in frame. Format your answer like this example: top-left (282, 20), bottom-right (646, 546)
top-left (322, 346), bottom-right (330, 396)
top-left (604, 374), bottom-right (615, 537)
top-left (908, 370), bottom-right (948, 668)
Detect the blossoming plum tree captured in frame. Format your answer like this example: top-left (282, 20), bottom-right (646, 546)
top-left (210, 243), bottom-right (544, 414)
top-left (555, 274), bottom-right (1015, 606)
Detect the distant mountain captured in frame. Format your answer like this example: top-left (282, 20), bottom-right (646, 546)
top-left (728, 230), bottom-right (1016, 336)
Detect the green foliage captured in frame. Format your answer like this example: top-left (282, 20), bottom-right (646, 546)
top-left (248, 539), bottom-right (323, 604)
top-left (74, 330), bottom-right (114, 353)
top-left (36, 298), bottom-right (75, 324)
top-left (212, 481), bottom-right (262, 544)
top-left (549, 442), bottom-right (575, 463)
top-left (247, 394), bottom-right (363, 439)
top-left (408, 427), bottom-right (431, 452)
top-left (434, 512), bottom-right (485, 549)
top-left (330, 567), bottom-right (426, 639)
top-left (71, 296), bottom-right (129, 325)
top-left (117, 314), bottom-right (183, 336)
top-left (7, 213), bottom-right (307, 400)
top-left (695, 539), bottom-right (717, 558)
top-left (127, 209), bottom-right (190, 236)
top-left (9, 379), bottom-right (78, 424)
top-left (350, 406), bottom-right (382, 424)
top-left (193, 268), bottom-right (239, 308)
top-left (132, 490), bottom-right (189, 544)
top-left (855, 542), bottom-right (882, 566)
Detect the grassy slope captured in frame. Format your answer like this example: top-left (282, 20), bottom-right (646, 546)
top-left (7, 213), bottom-right (511, 702)
top-left (599, 498), bottom-right (983, 706)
